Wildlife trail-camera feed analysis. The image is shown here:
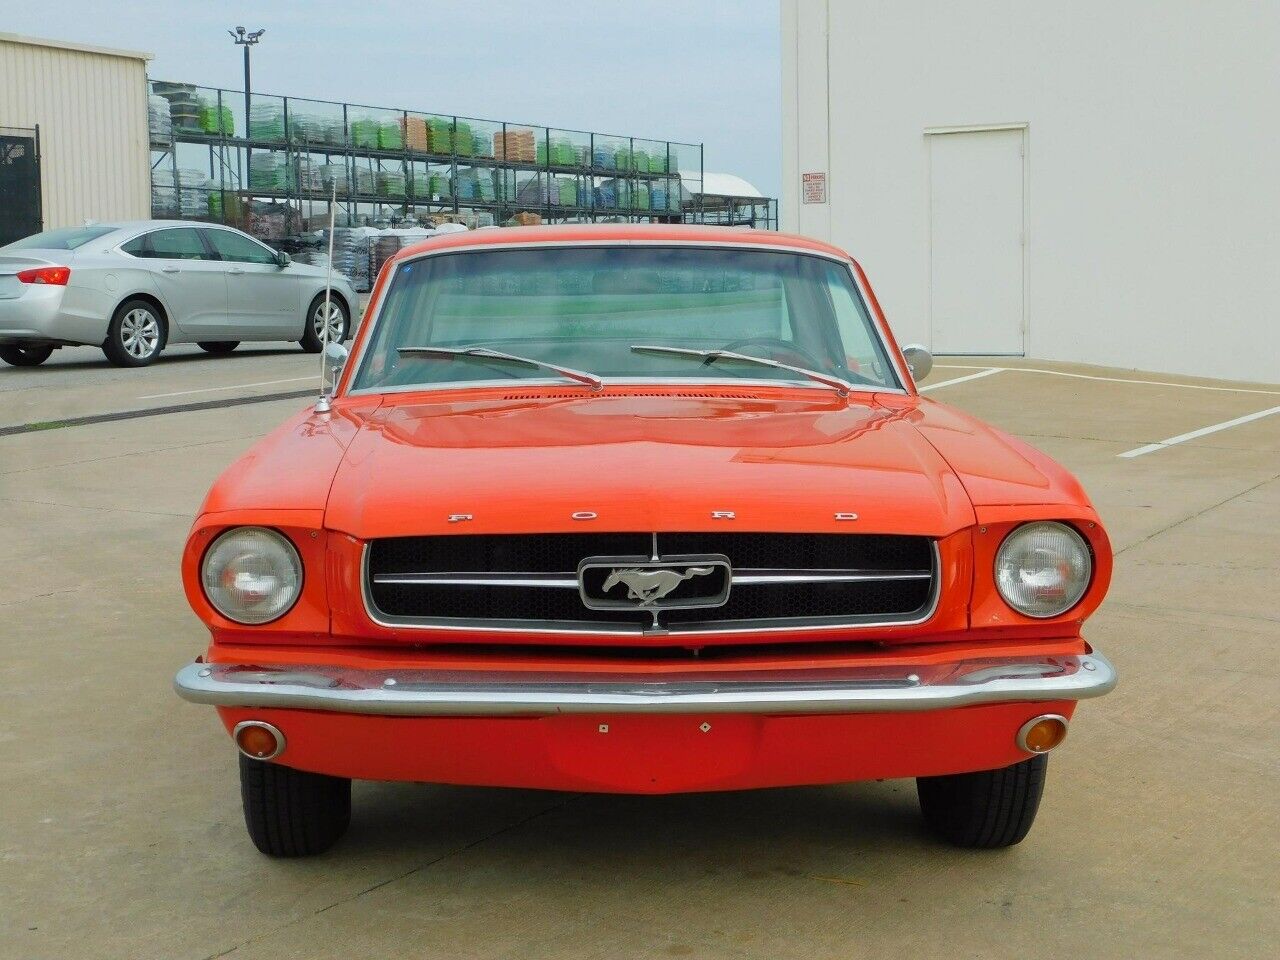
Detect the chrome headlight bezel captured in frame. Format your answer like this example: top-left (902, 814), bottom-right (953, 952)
top-left (994, 521), bottom-right (1093, 619)
top-left (200, 526), bottom-right (303, 625)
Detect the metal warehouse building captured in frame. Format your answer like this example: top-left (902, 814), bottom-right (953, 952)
top-left (0, 33), bottom-right (152, 240)
top-left (781, 1), bottom-right (1279, 383)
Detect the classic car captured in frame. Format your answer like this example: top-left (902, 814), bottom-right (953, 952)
top-left (175, 224), bottom-right (1115, 857)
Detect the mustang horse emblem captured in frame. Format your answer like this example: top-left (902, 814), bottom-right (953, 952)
top-left (602, 566), bottom-right (715, 606)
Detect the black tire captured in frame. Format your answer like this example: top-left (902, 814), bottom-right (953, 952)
top-left (917, 754), bottom-right (1048, 849)
top-left (197, 341), bottom-right (240, 354)
top-left (239, 754), bottom-right (351, 857)
top-left (299, 294), bottom-right (349, 353)
top-left (103, 299), bottom-right (166, 367)
top-left (0, 344), bottom-right (55, 367)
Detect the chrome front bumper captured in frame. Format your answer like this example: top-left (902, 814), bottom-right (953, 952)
top-left (174, 651), bottom-right (1116, 717)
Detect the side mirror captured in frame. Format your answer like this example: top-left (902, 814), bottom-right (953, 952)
top-left (901, 344), bottom-right (933, 384)
top-left (275, 251), bottom-right (291, 268)
top-left (324, 341), bottom-right (349, 383)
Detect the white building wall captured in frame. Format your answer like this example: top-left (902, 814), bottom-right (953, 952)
top-left (781, 1), bottom-right (1280, 384)
top-left (0, 33), bottom-right (152, 231)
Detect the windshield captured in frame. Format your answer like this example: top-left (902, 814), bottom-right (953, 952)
top-left (352, 245), bottom-right (902, 392)
top-left (1, 224), bottom-right (117, 251)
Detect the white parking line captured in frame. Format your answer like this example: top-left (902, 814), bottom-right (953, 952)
top-left (934, 364), bottom-right (1280, 397)
top-left (919, 368), bottom-right (1004, 392)
top-left (138, 376), bottom-right (319, 400)
top-left (1118, 405), bottom-right (1280, 458)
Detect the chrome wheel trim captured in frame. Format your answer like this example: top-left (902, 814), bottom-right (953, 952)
top-left (120, 308), bottom-right (160, 359)
top-left (312, 302), bottom-right (345, 341)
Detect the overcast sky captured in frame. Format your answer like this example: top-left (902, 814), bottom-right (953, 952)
top-left (37, 0), bottom-right (781, 199)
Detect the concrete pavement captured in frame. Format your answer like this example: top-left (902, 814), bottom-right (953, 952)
top-left (1, 357), bottom-right (1276, 959)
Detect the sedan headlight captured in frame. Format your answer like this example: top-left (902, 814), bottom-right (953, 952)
top-left (201, 527), bottom-right (303, 624)
top-left (994, 522), bottom-right (1092, 618)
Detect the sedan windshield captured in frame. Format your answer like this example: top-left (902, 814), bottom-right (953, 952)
top-left (1, 224), bottom-right (118, 251)
top-left (352, 245), bottom-right (901, 392)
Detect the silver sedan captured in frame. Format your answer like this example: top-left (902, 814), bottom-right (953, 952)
top-left (0, 221), bottom-right (357, 367)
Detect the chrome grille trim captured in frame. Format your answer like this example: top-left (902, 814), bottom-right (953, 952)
top-left (361, 538), bottom-right (941, 636)
top-left (372, 569), bottom-right (935, 588)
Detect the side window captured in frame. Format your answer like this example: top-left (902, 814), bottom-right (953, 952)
top-left (204, 229), bottom-right (278, 265)
top-left (146, 228), bottom-right (208, 261)
top-left (120, 235), bottom-right (147, 257)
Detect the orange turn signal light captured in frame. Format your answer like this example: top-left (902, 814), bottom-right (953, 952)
top-left (233, 721), bottom-right (285, 760)
top-left (1016, 714), bottom-right (1068, 754)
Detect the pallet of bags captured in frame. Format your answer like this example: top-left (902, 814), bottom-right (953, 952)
top-left (493, 129), bottom-right (536, 163)
top-left (148, 95), bottom-right (172, 144)
top-left (377, 119), bottom-right (403, 150)
top-left (426, 117), bottom-right (453, 154)
top-left (249, 102), bottom-right (286, 141)
top-left (402, 116), bottom-right (429, 153)
top-left (377, 169), bottom-right (406, 198)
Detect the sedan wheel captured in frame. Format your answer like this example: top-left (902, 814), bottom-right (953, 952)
top-left (103, 300), bottom-right (166, 367)
top-left (300, 296), bottom-right (349, 353)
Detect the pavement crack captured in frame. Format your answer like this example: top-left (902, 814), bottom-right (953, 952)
top-left (201, 794), bottom-right (580, 959)
top-left (1115, 472), bottom-right (1280, 557)
top-left (0, 435), bottom-right (265, 477)
top-left (0, 495), bottom-right (188, 519)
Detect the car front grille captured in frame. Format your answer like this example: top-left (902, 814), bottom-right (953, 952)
top-left (365, 533), bottom-right (937, 634)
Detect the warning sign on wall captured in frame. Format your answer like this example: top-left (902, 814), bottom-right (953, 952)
top-left (802, 171), bottom-right (827, 204)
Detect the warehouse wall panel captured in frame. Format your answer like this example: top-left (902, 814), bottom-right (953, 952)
top-left (0, 34), bottom-right (151, 231)
top-left (780, 1), bottom-right (1280, 384)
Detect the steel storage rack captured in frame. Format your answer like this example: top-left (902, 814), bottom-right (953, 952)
top-left (145, 80), bottom-right (755, 243)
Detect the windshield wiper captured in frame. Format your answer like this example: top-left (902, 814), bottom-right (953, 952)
top-left (629, 345), bottom-right (851, 396)
top-left (398, 346), bottom-right (603, 391)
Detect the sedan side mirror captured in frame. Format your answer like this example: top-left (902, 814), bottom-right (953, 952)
top-left (901, 344), bottom-right (933, 384)
top-left (275, 251), bottom-right (291, 268)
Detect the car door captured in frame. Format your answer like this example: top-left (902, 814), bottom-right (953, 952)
top-left (202, 228), bottom-right (301, 339)
top-left (133, 227), bottom-right (229, 336)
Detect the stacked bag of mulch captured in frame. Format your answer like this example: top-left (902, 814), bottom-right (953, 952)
top-left (151, 168), bottom-right (209, 217)
top-left (493, 128), bottom-right (537, 162)
top-left (199, 102), bottom-right (234, 136)
top-left (248, 101), bottom-right (286, 141)
top-left (148, 94), bottom-right (172, 144)
top-left (402, 116), bottom-right (430, 153)
top-left (377, 169), bottom-right (406, 198)
top-left (249, 153), bottom-right (287, 191)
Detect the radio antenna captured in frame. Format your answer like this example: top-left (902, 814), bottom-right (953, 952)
top-left (315, 177), bottom-right (339, 413)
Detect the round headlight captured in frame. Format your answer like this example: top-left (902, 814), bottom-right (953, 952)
top-left (994, 522), bottom-right (1092, 618)
top-left (201, 527), bottom-right (303, 624)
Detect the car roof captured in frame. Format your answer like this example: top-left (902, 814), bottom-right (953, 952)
top-left (392, 223), bottom-right (853, 264)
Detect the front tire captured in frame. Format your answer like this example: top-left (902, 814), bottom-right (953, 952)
top-left (198, 341), bottom-right (239, 354)
top-left (103, 299), bottom-right (166, 367)
top-left (300, 294), bottom-right (349, 353)
top-left (916, 754), bottom-right (1047, 849)
top-left (239, 754), bottom-right (351, 857)
top-left (0, 344), bottom-right (55, 367)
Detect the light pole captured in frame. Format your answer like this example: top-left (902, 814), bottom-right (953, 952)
top-left (229, 27), bottom-right (264, 204)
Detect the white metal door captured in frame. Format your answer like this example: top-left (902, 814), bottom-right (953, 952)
top-left (928, 128), bottom-right (1025, 355)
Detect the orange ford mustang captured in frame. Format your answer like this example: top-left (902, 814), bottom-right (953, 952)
top-left (175, 224), bottom-right (1115, 856)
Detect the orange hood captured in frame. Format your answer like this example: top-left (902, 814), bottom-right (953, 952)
top-left (317, 390), bottom-right (977, 539)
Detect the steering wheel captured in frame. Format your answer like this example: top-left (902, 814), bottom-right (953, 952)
top-left (719, 336), bottom-right (827, 372)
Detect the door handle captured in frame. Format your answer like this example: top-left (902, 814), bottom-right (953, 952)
top-left (227, 267), bottom-right (245, 275)
top-left (161, 266), bottom-right (180, 273)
